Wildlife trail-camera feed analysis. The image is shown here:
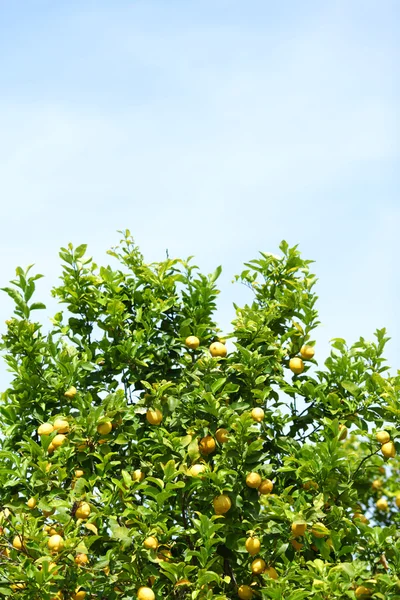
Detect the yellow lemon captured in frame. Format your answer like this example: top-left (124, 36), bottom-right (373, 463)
top-left (38, 423), bottom-right (54, 436)
top-left (64, 386), bottom-right (77, 398)
top-left (213, 494), bottom-right (232, 515)
top-left (146, 409), bottom-right (163, 425)
top-left (251, 558), bottom-right (266, 574)
top-left (137, 587), bottom-right (156, 600)
top-left (300, 345), bottom-right (315, 360)
top-left (209, 342), bottom-right (227, 357)
top-left (376, 498), bottom-right (388, 511)
top-left (215, 428), bottom-right (229, 443)
top-left (258, 479), bottom-right (273, 494)
top-left (188, 464), bottom-right (206, 477)
top-left (185, 336), bottom-right (200, 349)
top-left (245, 537), bottom-right (260, 556)
top-left (199, 435), bottom-right (216, 455)
top-left (381, 441), bottom-right (396, 458)
top-left (48, 534), bottom-right (64, 553)
top-left (12, 535), bottom-right (24, 550)
top-left (376, 431), bottom-right (390, 444)
top-left (75, 553), bottom-right (89, 566)
top-left (355, 586), bottom-right (372, 599)
top-left (97, 420), bottom-right (113, 435)
top-left (143, 536), bottom-right (158, 550)
top-left (251, 407), bottom-right (264, 422)
top-left (52, 434), bottom-right (66, 448)
top-left (265, 566), bottom-right (278, 579)
top-left (291, 522), bottom-right (307, 537)
top-left (53, 418), bottom-right (70, 434)
top-left (75, 502), bottom-right (91, 520)
top-left (133, 469), bottom-right (145, 482)
top-left (289, 357), bottom-right (304, 374)
top-left (238, 585), bottom-right (253, 599)
top-left (245, 472), bottom-right (262, 489)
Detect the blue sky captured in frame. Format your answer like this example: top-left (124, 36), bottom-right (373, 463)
top-left (0, 0), bottom-right (399, 385)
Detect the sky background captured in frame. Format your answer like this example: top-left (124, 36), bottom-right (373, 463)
top-left (0, 0), bottom-right (398, 387)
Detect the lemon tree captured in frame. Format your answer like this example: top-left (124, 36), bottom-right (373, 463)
top-left (0, 232), bottom-right (400, 599)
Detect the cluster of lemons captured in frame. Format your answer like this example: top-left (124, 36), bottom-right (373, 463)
top-left (25, 338), bottom-right (397, 600)
top-left (11, 497), bottom-right (91, 598)
top-left (184, 337), bottom-right (278, 597)
top-left (8, 390), bottom-right (94, 599)
top-left (11, 522), bottom-right (87, 600)
top-left (376, 430), bottom-right (396, 459)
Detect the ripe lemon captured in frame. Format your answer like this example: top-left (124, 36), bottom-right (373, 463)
top-left (300, 345), bottom-right (315, 360)
top-left (143, 536), bottom-right (158, 550)
top-left (291, 522), bottom-right (307, 537)
top-left (311, 523), bottom-right (328, 538)
top-left (215, 428), bottom-right (229, 443)
top-left (176, 576), bottom-right (191, 585)
top-left (238, 585), bottom-right (253, 600)
top-left (185, 336), bottom-right (200, 349)
top-left (133, 469), bottom-right (145, 482)
top-left (258, 479), bottom-right (273, 494)
top-left (213, 494), bottom-right (232, 515)
top-left (376, 498), bottom-right (388, 511)
top-left (376, 431), bottom-right (390, 444)
top-left (49, 525), bottom-right (62, 536)
top-left (75, 553), bottom-right (89, 566)
top-left (381, 441), bottom-right (396, 458)
top-left (12, 535), bottom-right (24, 550)
top-left (75, 502), bottom-right (91, 520)
top-left (199, 435), bottom-right (216, 455)
top-left (209, 342), bottom-right (227, 358)
top-left (137, 587), bottom-right (155, 600)
top-left (353, 512), bottom-right (369, 524)
top-left (53, 418), bottom-right (69, 434)
top-left (48, 442), bottom-right (55, 454)
top-left (245, 537), bottom-right (260, 556)
top-left (97, 420), bottom-right (113, 435)
top-left (355, 586), bottom-right (372, 599)
top-left (75, 469), bottom-right (84, 478)
top-left (72, 591), bottom-right (86, 600)
top-left (289, 357), bottom-right (304, 374)
top-left (11, 584), bottom-right (26, 591)
top-left (52, 434), bottom-right (66, 448)
top-left (290, 539), bottom-right (303, 551)
top-left (251, 558), bottom-right (266, 574)
top-left (38, 423), bottom-right (54, 436)
top-left (27, 497), bottom-right (37, 509)
top-left (245, 472), bottom-right (262, 489)
top-left (64, 386), bottom-right (77, 398)
top-left (48, 534), bottom-right (64, 552)
top-left (265, 566), bottom-right (278, 580)
top-left (157, 548), bottom-right (172, 562)
top-left (251, 407), bottom-right (264, 422)
top-left (146, 409), bottom-right (163, 425)
top-left (188, 464), bottom-right (206, 477)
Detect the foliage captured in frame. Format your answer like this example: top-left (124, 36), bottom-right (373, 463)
top-left (0, 231), bottom-right (399, 599)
